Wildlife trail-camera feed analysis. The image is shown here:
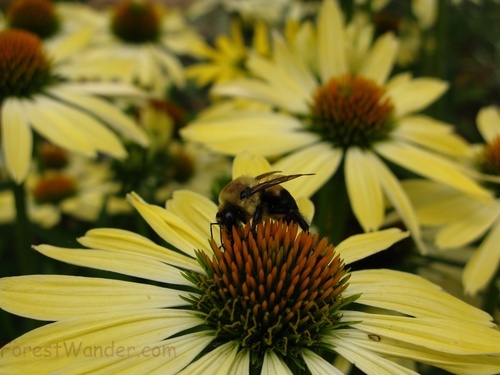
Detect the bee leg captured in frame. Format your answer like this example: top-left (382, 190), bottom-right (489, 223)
top-left (251, 205), bottom-right (264, 232)
top-left (284, 211), bottom-right (309, 232)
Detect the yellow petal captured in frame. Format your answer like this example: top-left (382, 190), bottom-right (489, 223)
top-left (50, 27), bottom-right (93, 64)
top-left (375, 141), bottom-right (492, 202)
top-left (336, 228), bottom-right (409, 265)
top-left (477, 105), bottom-right (500, 143)
top-left (367, 152), bottom-right (424, 252)
top-left (463, 219), bottom-right (500, 296)
top-left (317, 0), bottom-right (347, 82)
top-left (386, 78), bottom-right (448, 118)
top-left (213, 78), bottom-right (307, 113)
top-left (436, 201), bottom-right (500, 248)
top-left (0, 275), bottom-right (187, 321)
top-left (1, 98), bottom-right (32, 183)
top-left (272, 143), bottom-right (342, 198)
top-left (232, 153), bottom-right (272, 178)
top-left (25, 96), bottom-right (96, 157)
top-left (358, 32), bottom-right (398, 85)
top-left (182, 112), bottom-right (319, 157)
top-left (35, 245), bottom-right (191, 286)
top-left (127, 192), bottom-right (209, 257)
top-left (165, 190), bottom-right (218, 240)
top-left (48, 86), bottom-right (149, 147)
top-left (345, 147), bottom-right (384, 231)
top-left (394, 115), bottom-right (472, 157)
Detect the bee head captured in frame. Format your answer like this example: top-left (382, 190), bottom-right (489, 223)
top-left (216, 203), bottom-right (248, 232)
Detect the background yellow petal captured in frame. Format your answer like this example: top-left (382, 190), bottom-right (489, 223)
top-left (232, 153), bottom-right (271, 178)
top-left (477, 105), bottom-right (500, 143)
top-left (375, 141), bottom-right (492, 202)
top-left (463, 219), bottom-right (500, 296)
top-left (345, 147), bottom-right (384, 231)
top-left (386, 78), bottom-right (448, 118)
top-left (358, 32), bottom-right (398, 85)
top-left (1, 98), bottom-right (32, 184)
top-left (367, 153), bottom-right (424, 252)
top-left (394, 115), bottom-right (471, 157)
top-left (272, 143), bottom-right (342, 198)
top-left (436, 201), bottom-right (500, 248)
top-left (317, 0), bottom-right (347, 82)
top-left (25, 97), bottom-right (96, 157)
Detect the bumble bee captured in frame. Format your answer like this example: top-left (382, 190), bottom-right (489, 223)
top-left (216, 171), bottom-right (313, 234)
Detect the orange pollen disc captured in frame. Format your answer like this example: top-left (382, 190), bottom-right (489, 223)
top-left (112, 0), bottom-right (161, 43)
top-left (32, 174), bottom-right (77, 204)
top-left (311, 74), bottom-right (395, 149)
top-left (6, 0), bottom-right (60, 39)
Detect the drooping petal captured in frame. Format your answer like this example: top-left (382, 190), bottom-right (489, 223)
top-left (375, 141), bottom-right (492, 202)
top-left (345, 147), bottom-right (384, 231)
top-left (127, 192), bottom-right (210, 257)
top-left (35, 245), bottom-right (192, 286)
top-left (358, 32), bottom-right (398, 85)
top-left (177, 341), bottom-right (239, 375)
top-left (1, 98), bottom-right (32, 183)
top-left (346, 269), bottom-right (495, 325)
top-left (302, 349), bottom-right (344, 375)
top-left (336, 228), bottom-right (409, 265)
top-left (463, 219), bottom-right (500, 296)
top-left (476, 105), bottom-right (500, 143)
top-left (339, 310), bottom-right (500, 355)
top-left (0, 275), bottom-right (189, 321)
top-left (317, 0), bottom-right (347, 83)
top-left (77, 228), bottom-right (201, 272)
top-left (272, 143), bottom-right (342, 198)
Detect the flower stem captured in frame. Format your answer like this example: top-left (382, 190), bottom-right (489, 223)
top-left (12, 181), bottom-right (32, 274)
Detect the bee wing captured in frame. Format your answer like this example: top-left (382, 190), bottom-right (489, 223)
top-left (243, 173), bottom-right (314, 198)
